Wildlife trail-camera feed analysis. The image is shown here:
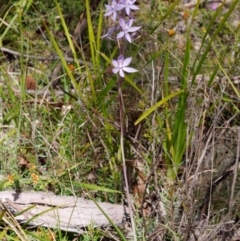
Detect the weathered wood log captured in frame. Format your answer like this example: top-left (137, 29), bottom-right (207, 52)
top-left (0, 191), bottom-right (127, 234)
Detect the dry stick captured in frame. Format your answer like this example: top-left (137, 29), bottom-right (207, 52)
top-left (14, 89), bottom-right (77, 98)
top-left (228, 128), bottom-right (240, 212)
top-left (0, 47), bottom-right (92, 66)
top-left (188, 130), bottom-right (213, 196)
top-left (140, 157), bottom-right (161, 216)
top-left (221, 128), bottom-right (240, 240)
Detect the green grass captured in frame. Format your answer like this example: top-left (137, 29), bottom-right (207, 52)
top-left (0, 0), bottom-right (240, 240)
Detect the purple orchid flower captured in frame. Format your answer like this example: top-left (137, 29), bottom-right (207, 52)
top-left (117, 18), bottom-right (141, 43)
top-left (101, 27), bottom-right (116, 39)
top-left (119, 0), bottom-right (139, 15)
top-left (210, 2), bottom-right (219, 11)
top-left (112, 54), bottom-right (138, 77)
top-left (104, 0), bottom-right (124, 21)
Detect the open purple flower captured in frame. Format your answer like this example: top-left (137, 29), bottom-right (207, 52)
top-left (119, 0), bottom-right (139, 15)
top-left (117, 18), bottom-right (141, 43)
top-left (112, 54), bottom-right (138, 77)
top-left (104, 0), bottom-right (124, 21)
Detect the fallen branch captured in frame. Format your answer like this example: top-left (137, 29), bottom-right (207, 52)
top-left (0, 191), bottom-right (127, 234)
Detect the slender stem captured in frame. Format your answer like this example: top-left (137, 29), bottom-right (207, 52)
top-left (116, 8), bottom-right (136, 240)
top-left (118, 75), bottom-right (137, 241)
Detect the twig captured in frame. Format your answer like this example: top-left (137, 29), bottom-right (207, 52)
top-left (14, 89), bottom-right (76, 98)
top-left (228, 128), bottom-right (240, 213)
top-left (0, 47), bottom-right (92, 66)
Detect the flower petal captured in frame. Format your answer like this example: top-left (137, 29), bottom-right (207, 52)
top-left (122, 57), bottom-right (132, 67)
top-left (119, 69), bottom-right (125, 77)
top-left (112, 67), bottom-right (119, 74)
top-left (119, 18), bottom-right (125, 27)
top-left (128, 26), bottom-right (141, 32)
top-left (116, 6), bottom-right (124, 11)
top-left (125, 7), bottom-right (130, 15)
top-left (125, 33), bottom-right (132, 43)
top-left (112, 59), bottom-right (119, 68)
top-left (122, 67), bottom-right (138, 73)
top-left (105, 4), bottom-right (111, 10)
top-left (112, 12), bottom-right (118, 21)
top-left (117, 32), bottom-right (124, 39)
top-left (117, 54), bottom-right (124, 62)
top-left (104, 11), bottom-right (112, 17)
top-left (129, 5), bottom-right (139, 10)
top-left (127, 19), bottom-right (133, 27)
